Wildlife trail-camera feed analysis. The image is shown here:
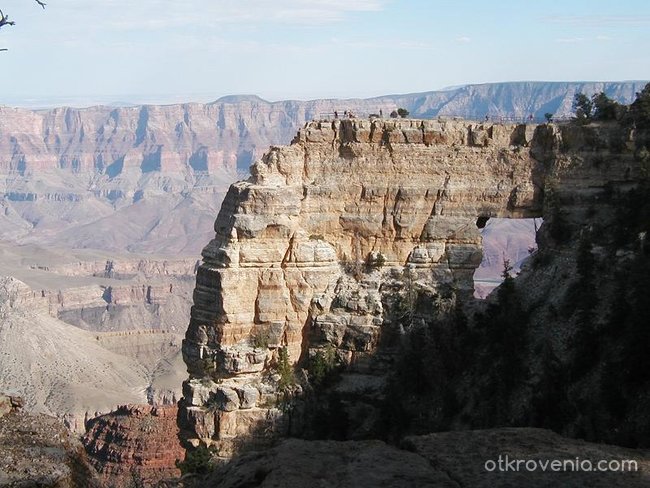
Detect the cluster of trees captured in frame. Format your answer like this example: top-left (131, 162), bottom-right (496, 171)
top-left (381, 114), bottom-right (650, 443)
top-left (573, 92), bottom-right (626, 123)
top-left (630, 83), bottom-right (650, 130)
top-left (390, 108), bottom-right (409, 118)
top-left (573, 83), bottom-right (650, 127)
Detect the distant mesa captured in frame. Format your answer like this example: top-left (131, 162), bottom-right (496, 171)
top-left (212, 94), bottom-right (269, 104)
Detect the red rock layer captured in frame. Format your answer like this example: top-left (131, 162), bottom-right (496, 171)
top-left (83, 404), bottom-right (184, 487)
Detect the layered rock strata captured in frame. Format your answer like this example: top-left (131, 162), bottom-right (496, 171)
top-left (180, 118), bottom-right (546, 454)
top-left (83, 404), bottom-right (184, 487)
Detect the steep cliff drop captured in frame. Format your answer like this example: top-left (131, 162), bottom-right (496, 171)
top-left (178, 118), bottom-right (547, 456)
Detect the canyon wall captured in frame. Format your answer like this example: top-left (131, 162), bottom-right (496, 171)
top-left (0, 252), bottom-right (197, 433)
top-left (0, 81), bottom-right (643, 254)
top-left (179, 118), bottom-right (548, 455)
top-left (1, 81), bottom-right (643, 175)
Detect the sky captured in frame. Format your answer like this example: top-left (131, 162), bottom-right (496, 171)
top-left (0, 0), bottom-right (649, 107)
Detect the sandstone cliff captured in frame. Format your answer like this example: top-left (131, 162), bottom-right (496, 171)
top-left (179, 118), bottom-right (548, 454)
top-left (179, 107), bottom-right (650, 457)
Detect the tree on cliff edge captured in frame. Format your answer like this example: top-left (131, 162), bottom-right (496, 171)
top-left (573, 93), bottom-right (593, 123)
top-left (630, 82), bottom-right (650, 129)
top-left (0, 0), bottom-right (45, 51)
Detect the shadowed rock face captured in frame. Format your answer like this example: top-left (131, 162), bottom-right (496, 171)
top-left (179, 118), bottom-right (548, 454)
top-left (204, 428), bottom-right (650, 488)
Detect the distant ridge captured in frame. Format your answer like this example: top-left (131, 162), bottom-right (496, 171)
top-left (202, 80), bottom-right (648, 120)
top-left (5, 80), bottom-right (647, 113)
top-left (213, 94), bottom-right (269, 104)
top-left (0, 80), bottom-right (647, 255)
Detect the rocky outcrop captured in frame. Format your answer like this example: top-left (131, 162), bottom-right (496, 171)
top-left (179, 118), bottom-right (547, 453)
top-left (83, 404), bottom-right (184, 487)
top-left (0, 395), bottom-right (101, 487)
top-left (203, 428), bottom-right (650, 487)
top-left (0, 393), bottom-right (24, 417)
top-left (179, 111), bottom-right (650, 456)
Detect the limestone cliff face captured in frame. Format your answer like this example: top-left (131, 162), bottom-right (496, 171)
top-left (179, 118), bottom-right (547, 453)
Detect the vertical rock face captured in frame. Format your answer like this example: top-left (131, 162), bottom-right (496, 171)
top-left (179, 118), bottom-right (546, 454)
top-left (82, 404), bottom-right (184, 487)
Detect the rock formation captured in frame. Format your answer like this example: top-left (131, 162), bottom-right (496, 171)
top-left (179, 118), bottom-right (548, 454)
top-left (83, 404), bottom-right (185, 487)
top-left (179, 109), bottom-right (650, 457)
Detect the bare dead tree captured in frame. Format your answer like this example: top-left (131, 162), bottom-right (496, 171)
top-left (0, 9), bottom-right (16, 30)
top-left (1, 0), bottom-right (46, 50)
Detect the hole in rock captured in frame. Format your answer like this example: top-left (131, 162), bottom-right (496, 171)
top-left (476, 216), bottom-right (490, 229)
top-left (473, 217), bottom-right (541, 299)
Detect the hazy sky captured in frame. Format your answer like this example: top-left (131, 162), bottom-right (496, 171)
top-left (1, 0), bottom-right (649, 106)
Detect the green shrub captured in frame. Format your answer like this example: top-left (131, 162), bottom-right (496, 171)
top-left (275, 346), bottom-right (295, 393)
top-left (309, 345), bottom-right (338, 388)
top-left (251, 328), bottom-right (270, 349)
top-left (176, 445), bottom-right (216, 475)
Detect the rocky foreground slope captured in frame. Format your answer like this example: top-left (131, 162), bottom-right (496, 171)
top-left (207, 428), bottom-right (650, 488)
top-left (0, 394), bottom-right (101, 487)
